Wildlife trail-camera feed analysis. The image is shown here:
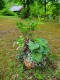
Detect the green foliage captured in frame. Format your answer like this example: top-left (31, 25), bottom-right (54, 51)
top-left (17, 20), bottom-right (36, 35)
top-left (35, 37), bottom-right (48, 47)
top-left (16, 36), bottom-right (24, 48)
top-left (48, 54), bottom-right (57, 63)
top-left (0, 1), bottom-right (17, 16)
top-left (20, 7), bottom-right (29, 18)
top-left (28, 38), bottom-right (49, 54)
top-left (31, 53), bottom-right (42, 63)
top-left (29, 20), bottom-right (37, 31)
top-left (0, 0), bottom-right (60, 19)
top-left (0, 8), bottom-right (17, 16)
top-left (54, 2), bottom-right (60, 16)
top-left (30, 1), bottom-right (41, 17)
top-left (34, 69), bottom-right (46, 80)
top-left (27, 38), bottom-right (50, 63)
top-left (46, 2), bottom-right (56, 18)
top-left (28, 40), bottom-right (39, 52)
top-left (46, 2), bottom-right (60, 19)
top-left (20, 0), bottom-right (30, 18)
top-left (54, 67), bottom-right (60, 79)
top-left (13, 64), bottom-right (25, 80)
top-left (16, 19), bottom-right (50, 66)
top-left (0, 0), bottom-right (6, 10)
top-left (17, 22), bottom-right (27, 34)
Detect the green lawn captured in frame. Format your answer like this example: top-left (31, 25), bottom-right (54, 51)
top-left (0, 16), bottom-right (60, 80)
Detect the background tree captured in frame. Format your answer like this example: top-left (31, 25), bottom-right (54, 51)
top-left (21, 0), bottom-right (30, 18)
top-left (44, 0), bottom-right (47, 17)
top-left (0, 0), bottom-right (6, 10)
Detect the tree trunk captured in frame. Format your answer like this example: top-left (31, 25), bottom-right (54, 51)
top-left (26, 0), bottom-right (30, 17)
top-left (44, 0), bottom-right (46, 17)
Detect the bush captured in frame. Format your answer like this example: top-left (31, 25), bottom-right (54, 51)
top-left (14, 20), bottom-right (50, 69)
top-left (0, 8), bottom-right (17, 16)
top-left (0, 1), bottom-right (17, 16)
top-left (30, 1), bottom-right (40, 17)
top-left (46, 2), bottom-right (60, 19)
top-left (30, 1), bottom-right (44, 18)
top-left (20, 7), bottom-right (28, 18)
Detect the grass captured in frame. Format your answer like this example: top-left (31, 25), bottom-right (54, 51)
top-left (0, 16), bottom-right (60, 80)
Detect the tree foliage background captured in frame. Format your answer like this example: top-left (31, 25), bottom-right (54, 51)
top-left (0, 0), bottom-right (60, 19)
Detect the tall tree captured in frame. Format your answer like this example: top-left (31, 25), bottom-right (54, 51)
top-left (44, 0), bottom-right (47, 17)
top-left (26, 0), bottom-right (30, 17)
top-left (0, 0), bottom-right (6, 10)
top-left (21, 0), bottom-right (30, 18)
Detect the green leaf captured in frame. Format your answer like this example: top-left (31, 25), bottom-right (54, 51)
top-left (16, 36), bottom-right (24, 47)
top-left (27, 40), bottom-right (39, 52)
top-left (35, 38), bottom-right (48, 47)
top-left (31, 53), bottom-right (42, 62)
top-left (17, 22), bottom-right (27, 33)
top-left (38, 46), bottom-right (44, 53)
top-left (29, 21), bottom-right (36, 31)
top-left (43, 47), bottom-right (50, 55)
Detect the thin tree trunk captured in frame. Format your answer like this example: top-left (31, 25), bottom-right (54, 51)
top-left (26, 0), bottom-right (30, 17)
top-left (44, 0), bottom-right (46, 17)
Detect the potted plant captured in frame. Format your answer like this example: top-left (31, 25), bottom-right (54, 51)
top-left (14, 20), bottom-right (50, 69)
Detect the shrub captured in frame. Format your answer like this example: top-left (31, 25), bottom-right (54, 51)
top-left (20, 7), bottom-right (28, 18)
top-left (30, 1), bottom-right (44, 18)
top-left (0, 8), bottom-right (17, 16)
top-left (0, 1), bottom-right (17, 16)
top-left (30, 1), bottom-right (40, 17)
top-left (14, 20), bottom-right (50, 68)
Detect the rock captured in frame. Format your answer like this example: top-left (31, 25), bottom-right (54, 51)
top-left (23, 58), bottom-right (35, 69)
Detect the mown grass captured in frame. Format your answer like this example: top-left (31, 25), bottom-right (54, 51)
top-left (0, 16), bottom-right (60, 80)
